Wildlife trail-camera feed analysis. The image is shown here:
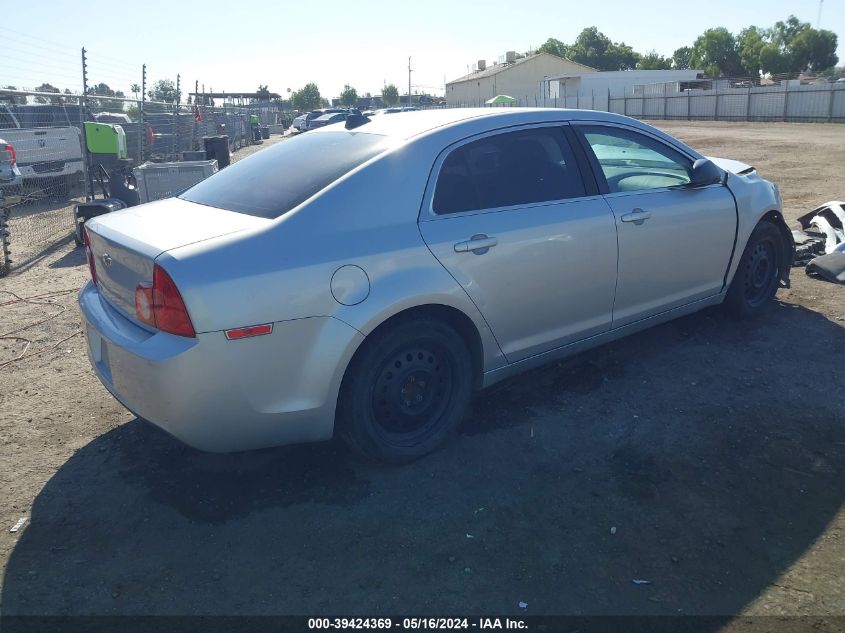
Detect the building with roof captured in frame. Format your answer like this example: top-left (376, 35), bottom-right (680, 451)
top-left (539, 69), bottom-right (704, 106)
top-left (446, 52), bottom-right (595, 107)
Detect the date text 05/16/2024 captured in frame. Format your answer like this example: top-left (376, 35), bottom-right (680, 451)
top-left (307, 618), bottom-right (528, 630)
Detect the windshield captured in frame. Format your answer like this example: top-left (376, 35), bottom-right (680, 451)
top-left (179, 131), bottom-right (387, 218)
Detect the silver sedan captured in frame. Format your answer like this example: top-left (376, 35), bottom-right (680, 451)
top-left (78, 108), bottom-right (793, 462)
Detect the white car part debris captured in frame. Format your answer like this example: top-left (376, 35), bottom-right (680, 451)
top-left (797, 202), bottom-right (845, 256)
top-left (809, 215), bottom-right (843, 254)
top-left (792, 230), bottom-right (827, 266)
top-left (632, 579), bottom-right (652, 585)
top-left (9, 517), bottom-right (27, 533)
top-left (806, 251), bottom-right (845, 284)
top-left (829, 203), bottom-right (845, 233)
top-left (518, 601), bottom-right (528, 609)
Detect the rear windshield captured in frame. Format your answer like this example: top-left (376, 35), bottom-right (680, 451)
top-left (179, 131), bottom-right (387, 218)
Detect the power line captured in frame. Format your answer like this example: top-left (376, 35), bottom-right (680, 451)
top-left (3, 29), bottom-right (79, 53)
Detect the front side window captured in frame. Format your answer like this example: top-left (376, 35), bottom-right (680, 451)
top-left (433, 127), bottom-right (586, 215)
top-left (580, 126), bottom-right (692, 193)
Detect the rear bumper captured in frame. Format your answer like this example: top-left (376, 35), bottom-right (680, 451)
top-left (78, 282), bottom-right (364, 452)
top-left (18, 159), bottom-right (83, 178)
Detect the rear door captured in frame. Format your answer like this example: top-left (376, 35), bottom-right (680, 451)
top-left (573, 123), bottom-right (737, 328)
top-left (418, 124), bottom-right (618, 363)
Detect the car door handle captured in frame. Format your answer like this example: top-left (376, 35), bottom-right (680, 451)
top-left (620, 209), bottom-right (652, 225)
top-left (454, 234), bottom-right (498, 254)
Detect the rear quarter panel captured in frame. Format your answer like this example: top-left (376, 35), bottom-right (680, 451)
top-left (161, 136), bottom-right (507, 371)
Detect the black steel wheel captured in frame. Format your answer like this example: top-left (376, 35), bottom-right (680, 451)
top-left (725, 221), bottom-right (784, 318)
top-left (338, 317), bottom-right (473, 463)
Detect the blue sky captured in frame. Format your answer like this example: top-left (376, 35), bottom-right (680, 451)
top-left (3, 0), bottom-right (842, 101)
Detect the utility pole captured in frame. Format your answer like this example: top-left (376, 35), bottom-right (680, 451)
top-left (408, 56), bottom-right (412, 106)
top-left (81, 47), bottom-right (93, 200)
top-left (817, 0), bottom-right (823, 27)
top-left (193, 79), bottom-right (199, 150)
top-left (141, 64), bottom-right (147, 162)
top-left (172, 73), bottom-right (180, 159)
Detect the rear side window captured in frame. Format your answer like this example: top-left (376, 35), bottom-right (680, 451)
top-left (433, 127), bottom-right (585, 215)
top-left (179, 132), bottom-right (387, 218)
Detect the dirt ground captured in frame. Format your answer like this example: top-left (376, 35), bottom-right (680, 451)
top-left (1, 123), bottom-right (844, 619)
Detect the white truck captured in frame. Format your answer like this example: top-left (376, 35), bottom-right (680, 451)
top-left (0, 104), bottom-right (85, 196)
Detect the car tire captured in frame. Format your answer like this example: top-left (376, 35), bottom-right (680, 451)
top-left (338, 317), bottom-right (473, 464)
top-left (724, 221), bottom-right (784, 319)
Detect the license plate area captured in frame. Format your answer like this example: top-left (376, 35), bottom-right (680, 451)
top-left (87, 325), bottom-right (113, 384)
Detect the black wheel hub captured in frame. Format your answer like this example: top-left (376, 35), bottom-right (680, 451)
top-left (744, 240), bottom-right (777, 307)
top-left (372, 346), bottom-right (452, 436)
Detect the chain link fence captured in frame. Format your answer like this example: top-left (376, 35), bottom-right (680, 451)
top-left (0, 42), bottom-right (287, 276)
top-left (0, 98), bottom-right (87, 273)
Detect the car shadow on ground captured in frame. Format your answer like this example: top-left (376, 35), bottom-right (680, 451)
top-left (47, 244), bottom-right (86, 270)
top-left (2, 300), bottom-right (844, 619)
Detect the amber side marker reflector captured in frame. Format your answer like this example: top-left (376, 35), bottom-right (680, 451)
top-left (224, 323), bottom-right (274, 340)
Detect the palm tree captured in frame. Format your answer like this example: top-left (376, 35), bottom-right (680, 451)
top-left (130, 83), bottom-right (140, 100)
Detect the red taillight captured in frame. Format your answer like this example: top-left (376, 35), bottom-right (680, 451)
top-left (83, 226), bottom-right (97, 286)
top-left (3, 144), bottom-right (16, 165)
top-left (133, 265), bottom-right (195, 338)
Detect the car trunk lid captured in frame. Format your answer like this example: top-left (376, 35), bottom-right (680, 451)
top-left (86, 197), bottom-right (267, 324)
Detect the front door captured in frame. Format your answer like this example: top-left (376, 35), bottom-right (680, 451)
top-left (574, 123), bottom-right (737, 328)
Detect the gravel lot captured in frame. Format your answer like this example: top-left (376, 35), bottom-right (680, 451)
top-left (1, 123), bottom-right (844, 618)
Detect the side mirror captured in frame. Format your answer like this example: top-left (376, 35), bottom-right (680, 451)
top-left (688, 158), bottom-right (724, 188)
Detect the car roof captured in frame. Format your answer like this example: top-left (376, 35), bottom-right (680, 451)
top-left (311, 107), bottom-right (643, 141)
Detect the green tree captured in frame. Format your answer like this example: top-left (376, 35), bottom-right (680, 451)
top-left (745, 15), bottom-right (839, 74)
top-left (690, 27), bottom-right (743, 77)
top-left (539, 37), bottom-right (570, 59)
top-left (88, 82), bottom-right (126, 111)
top-left (769, 15), bottom-right (809, 49)
top-left (130, 83), bottom-right (140, 100)
top-left (382, 83), bottom-right (399, 106)
top-left (672, 46), bottom-right (693, 70)
top-left (291, 82), bottom-right (322, 111)
top-left (148, 79), bottom-right (179, 103)
top-left (34, 82), bottom-right (61, 104)
top-left (339, 84), bottom-right (358, 107)
top-left (790, 28), bottom-right (838, 72)
top-left (759, 44), bottom-right (792, 74)
top-left (256, 85), bottom-right (271, 101)
top-left (638, 50), bottom-right (672, 70)
top-left (568, 27), bottom-right (638, 70)
top-left (61, 88), bottom-right (81, 106)
top-left (1, 86), bottom-right (26, 105)
top-left (737, 26), bottom-right (766, 76)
